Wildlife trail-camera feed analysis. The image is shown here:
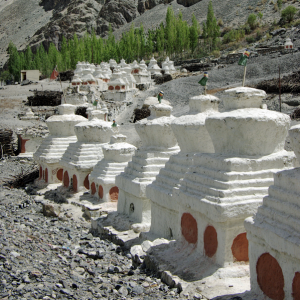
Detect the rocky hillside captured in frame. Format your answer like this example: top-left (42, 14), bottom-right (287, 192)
top-left (1, 0), bottom-right (299, 69)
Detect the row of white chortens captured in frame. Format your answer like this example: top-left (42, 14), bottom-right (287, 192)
top-left (34, 86), bottom-right (300, 300)
top-left (71, 57), bottom-right (175, 90)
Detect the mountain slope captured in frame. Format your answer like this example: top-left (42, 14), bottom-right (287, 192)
top-left (1, 0), bottom-right (299, 69)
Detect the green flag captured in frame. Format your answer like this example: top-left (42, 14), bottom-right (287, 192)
top-left (238, 49), bottom-right (250, 66)
top-left (157, 91), bottom-right (164, 103)
top-left (93, 100), bottom-right (98, 106)
top-left (198, 72), bottom-right (208, 86)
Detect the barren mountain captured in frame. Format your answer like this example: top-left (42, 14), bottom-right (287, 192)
top-left (0, 0), bottom-right (299, 69)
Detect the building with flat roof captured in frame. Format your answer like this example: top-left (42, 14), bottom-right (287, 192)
top-left (20, 70), bottom-right (40, 82)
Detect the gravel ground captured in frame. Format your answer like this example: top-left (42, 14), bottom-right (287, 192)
top-left (0, 159), bottom-right (185, 300)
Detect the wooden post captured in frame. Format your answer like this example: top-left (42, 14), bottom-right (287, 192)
top-left (59, 76), bottom-right (66, 104)
top-left (279, 65), bottom-right (281, 112)
top-left (242, 65), bottom-right (247, 87)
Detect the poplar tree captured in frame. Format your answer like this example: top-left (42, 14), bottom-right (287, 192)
top-left (166, 7), bottom-right (176, 56)
top-left (205, 1), bottom-right (220, 51)
top-left (24, 46), bottom-right (33, 70)
top-left (60, 36), bottom-right (69, 71)
top-left (7, 42), bottom-right (20, 81)
top-left (70, 34), bottom-right (79, 69)
top-left (190, 14), bottom-right (199, 53)
top-left (33, 49), bottom-right (41, 71)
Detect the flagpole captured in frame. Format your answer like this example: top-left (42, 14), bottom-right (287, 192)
top-left (204, 85), bottom-right (207, 95)
top-left (242, 66), bottom-right (247, 87)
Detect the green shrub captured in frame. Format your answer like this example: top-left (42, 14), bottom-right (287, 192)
top-left (211, 49), bottom-right (220, 57)
top-left (281, 5), bottom-right (298, 22)
top-left (247, 13), bottom-right (257, 29)
top-left (246, 36), bottom-right (255, 43)
top-left (256, 30), bottom-right (263, 41)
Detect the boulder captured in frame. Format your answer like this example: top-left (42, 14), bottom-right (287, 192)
top-left (43, 203), bottom-right (61, 217)
top-left (177, 0), bottom-right (202, 7)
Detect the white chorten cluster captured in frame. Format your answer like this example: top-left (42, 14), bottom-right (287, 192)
top-left (89, 134), bottom-right (136, 202)
top-left (245, 124), bottom-right (300, 300)
top-left (59, 111), bottom-right (117, 192)
top-left (171, 87), bottom-right (296, 267)
top-left (147, 56), bottom-right (161, 75)
top-left (146, 95), bottom-right (219, 240)
top-left (116, 102), bottom-right (179, 232)
top-left (70, 59), bottom-right (153, 106)
top-left (162, 56), bottom-right (176, 74)
top-left (72, 62), bottom-right (111, 86)
top-left (33, 104), bottom-right (87, 184)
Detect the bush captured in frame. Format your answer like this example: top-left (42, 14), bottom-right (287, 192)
top-left (246, 36), bottom-right (255, 43)
top-left (248, 13), bottom-right (257, 29)
top-left (256, 30), bottom-right (263, 41)
top-left (211, 49), bottom-right (220, 58)
top-left (217, 18), bottom-right (224, 27)
top-left (281, 5), bottom-right (298, 22)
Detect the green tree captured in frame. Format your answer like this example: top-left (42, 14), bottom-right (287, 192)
top-left (281, 5), bottom-right (298, 23)
top-left (39, 44), bottom-right (51, 77)
top-left (48, 43), bottom-right (59, 70)
top-left (146, 30), bottom-right (154, 58)
top-left (70, 33), bottom-right (80, 69)
top-left (205, 1), bottom-right (220, 51)
top-left (0, 70), bottom-right (12, 83)
top-left (247, 13), bottom-right (257, 30)
top-left (277, 0), bottom-right (283, 11)
top-left (7, 42), bottom-right (20, 81)
top-left (190, 14), bottom-right (199, 53)
top-left (24, 46), bottom-right (33, 69)
top-left (165, 7), bottom-right (176, 56)
top-left (60, 36), bottom-right (70, 71)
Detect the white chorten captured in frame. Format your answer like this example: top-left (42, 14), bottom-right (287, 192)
top-left (89, 134), bottom-right (136, 202)
top-left (74, 62), bottom-right (84, 77)
top-left (33, 104), bottom-right (87, 184)
top-left (162, 56), bottom-right (176, 74)
top-left (109, 59), bottom-right (118, 69)
top-left (139, 59), bottom-right (147, 69)
top-left (116, 103), bottom-right (179, 232)
top-left (93, 65), bottom-right (108, 90)
top-left (59, 113), bottom-right (117, 192)
top-left (146, 95), bottom-right (219, 240)
top-left (20, 108), bottom-right (38, 120)
top-left (119, 58), bottom-right (130, 68)
top-left (71, 74), bottom-right (82, 86)
top-left (147, 56), bottom-right (161, 75)
top-left (173, 87), bottom-right (296, 267)
top-left (245, 124), bottom-right (300, 300)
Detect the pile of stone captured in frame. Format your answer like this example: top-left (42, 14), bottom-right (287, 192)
top-left (0, 129), bottom-right (14, 158)
top-left (28, 90), bottom-right (63, 106)
top-left (0, 186), bottom-right (178, 299)
top-left (255, 70), bottom-right (300, 94)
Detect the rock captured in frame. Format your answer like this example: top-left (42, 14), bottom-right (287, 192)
top-left (60, 288), bottom-right (72, 295)
top-left (193, 293), bottom-right (202, 299)
top-left (152, 73), bottom-right (173, 85)
top-left (132, 285), bottom-right (144, 295)
top-left (177, 0), bottom-right (202, 6)
top-left (21, 79), bottom-right (33, 86)
top-left (42, 203), bottom-right (60, 217)
top-left (141, 240), bottom-right (153, 253)
top-left (22, 275), bottom-right (31, 283)
top-left (10, 251), bottom-right (20, 258)
top-left (118, 286), bottom-right (128, 296)
top-left (29, 270), bottom-right (42, 278)
top-left (270, 28), bottom-right (287, 36)
top-left (130, 245), bottom-right (146, 264)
